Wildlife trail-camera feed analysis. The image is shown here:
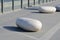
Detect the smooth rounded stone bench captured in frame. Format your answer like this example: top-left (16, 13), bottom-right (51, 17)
top-left (39, 6), bottom-right (56, 13)
top-left (16, 18), bottom-right (42, 32)
top-left (55, 5), bottom-right (60, 11)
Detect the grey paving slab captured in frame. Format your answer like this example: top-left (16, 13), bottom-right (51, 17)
top-left (0, 9), bottom-right (31, 26)
top-left (50, 29), bottom-right (60, 40)
top-left (0, 0), bottom-right (60, 40)
top-left (39, 22), bottom-right (60, 40)
top-left (0, 29), bottom-right (36, 40)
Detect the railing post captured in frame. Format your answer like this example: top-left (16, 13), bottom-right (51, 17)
top-left (38, 0), bottom-right (40, 4)
top-left (42, 0), bottom-right (44, 3)
top-left (33, 0), bottom-right (35, 5)
top-left (49, 0), bottom-right (51, 2)
top-left (21, 0), bottom-right (23, 8)
top-left (46, 0), bottom-right (48, 2)
top-left (28, 0), bottom-right (29, 7)
top-left (1, 0), bottom-right (3, 13)
top-left (52, 0), bottom-right (53, 1)
top-left (12, 0), bottom-right (14, 10)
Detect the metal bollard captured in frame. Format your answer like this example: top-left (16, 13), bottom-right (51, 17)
top-left (28, 0), bottom-right (30, 7)
top-left (38, 0), bottom-right (40, 4)
top-left (12, 0), bottom-right (14, 10)
top-left (42, 0), bottom-right (44, 3)
top-left (49, 0), bottom-right (51, 2)
top-left (46, 0), bottom-right (48, 2)
top-left (33, 0), bottom-right (35, 5)
top-left (1, 0), bottom-right (3, 13)
top-left (21, 0), bottom-right (23, 8)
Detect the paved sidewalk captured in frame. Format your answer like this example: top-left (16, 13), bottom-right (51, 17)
top-left (0, 0), bottom-right (60, 40)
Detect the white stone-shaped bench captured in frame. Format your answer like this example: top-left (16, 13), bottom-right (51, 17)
top-left (16, 18), bottom-right (42, 32)
top-left (55, 5), bottom-right (60, 11)
top-left (39, 6), bottom-right (56, 13)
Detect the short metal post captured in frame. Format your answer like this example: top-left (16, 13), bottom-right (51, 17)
top-left (12, 0), bottom-right (14, 10)
top-left (21, 0), bottom-right (23, 8)
top-left (49, 0), bottom-right (51, 2)
top-left (46, 0), bottom-right (48, 2)
top-left (28, 0), bottom-right (29, 7)
top-left (1, 0), bottom-right (3, 13)
top-left (33, 0), bottom-right (35, 5)
top-left (52, 0), bottom-right (53, 1)
top-left (38, 0), bottom-right (40, 4)
top-left (42, 0), bottom-right (44, 3)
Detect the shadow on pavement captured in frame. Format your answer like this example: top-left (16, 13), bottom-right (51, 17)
top-left (56, 10), bottom-right (60, 12)
top-left (3, 26), bottom-right (35, 32)
top-left (32, 12), bottom-right (54, 14)
top-left (24, 7), bottom-right (38, 10)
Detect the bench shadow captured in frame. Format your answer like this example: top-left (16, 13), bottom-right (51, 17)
top-left (32, 12), bottom-right (53, 14)
top-left (24, 7), bottom-right (38, 10)
top-left (3, 26), bottom-right (35, 32)
top-left (25, 8), bottom-right (38, 10)
top-left (56, 10), bottom-right (60, 12)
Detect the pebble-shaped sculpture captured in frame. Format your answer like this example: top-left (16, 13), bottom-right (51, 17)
top-left (16, 18), bottom-right (42, 32)
top-left (39, 6), bottom-right (56, 13)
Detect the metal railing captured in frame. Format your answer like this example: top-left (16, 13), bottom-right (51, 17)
top-left (0, 0), bottom-right (56, 13)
